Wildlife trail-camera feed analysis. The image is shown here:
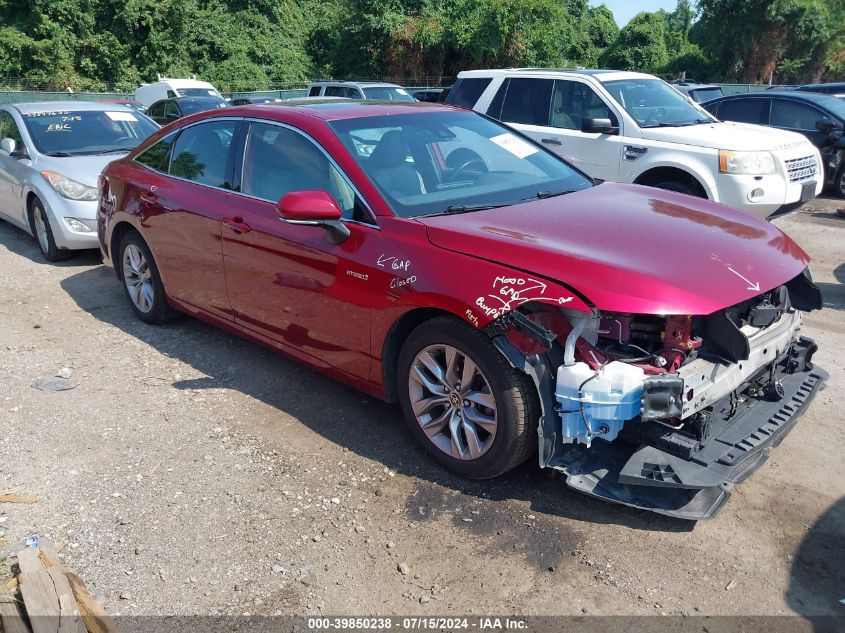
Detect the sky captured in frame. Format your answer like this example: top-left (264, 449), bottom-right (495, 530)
top-left (590, 0), bottom-right (679, 27)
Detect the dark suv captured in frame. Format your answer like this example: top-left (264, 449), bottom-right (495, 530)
top-left (704, 91), bottom-right (845, 197)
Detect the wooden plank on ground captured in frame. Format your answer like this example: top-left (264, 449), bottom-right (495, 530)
top-left (0, 494), bottom-right (38, 504)
top-left (47, 568), bottom-right (85, 633)
top-left (19, 569), bottom-right (60, 633)
top-left (16, 549), bottom-right (42, 574)
top-left (62, 571), bottom-right (118, 633)
top-left (0, 594), bottom-right (31, 633)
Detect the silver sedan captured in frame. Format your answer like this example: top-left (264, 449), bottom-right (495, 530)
top-left (0, 101), bottom-right (159, 261)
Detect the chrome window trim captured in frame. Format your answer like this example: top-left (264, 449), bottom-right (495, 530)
top-left (237, 117), bottom-right (379, 228)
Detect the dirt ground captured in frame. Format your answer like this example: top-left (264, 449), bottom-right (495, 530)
top-left (0, 196), bottom-right (843, 619)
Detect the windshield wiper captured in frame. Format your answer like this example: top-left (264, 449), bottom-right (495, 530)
top-left (83, 148), bottom-right (133, 155)
top-left (424, 202), bottom-right (513, 217)
top-left (642, 118), bottom-right (712, 128)
top-left (535, 190), bottom-right (577, 199)
top-left (43, 151), bottom-right (72, 157)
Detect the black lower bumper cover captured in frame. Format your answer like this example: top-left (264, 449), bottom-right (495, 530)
top-left (548, 361), bottom-right (828, 520)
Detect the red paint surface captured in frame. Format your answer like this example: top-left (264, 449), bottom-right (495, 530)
top-left (99, 103), bottom-right (812, 401)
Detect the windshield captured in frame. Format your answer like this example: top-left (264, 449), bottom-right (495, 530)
top-left (329, 111), bottom-right (594, 218)
top-left (177, 87), bottom-right (222, 99)
top-left (603, 78), bottom-right (717, 127)
top-left (22, 109), bottom-right (159, 155)
top-left (362, 87), bottom-right (416, 102)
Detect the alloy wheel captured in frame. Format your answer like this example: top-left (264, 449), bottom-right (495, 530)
top-left (408, 344), bottom-right (497, 460)
top-left (123, 244), bottom-right (154, 313)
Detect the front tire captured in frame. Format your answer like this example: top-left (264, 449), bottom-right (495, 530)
top-left (118, 231), bottom-right (180, 324)
top-left (836, 163), bottom-right (845, 198)
top-left (652, 180), bottom-right (702, 197)
top-left (397, 316), bottom-right (539, 479)
top-left (29, 198), bottom-right (71, 262)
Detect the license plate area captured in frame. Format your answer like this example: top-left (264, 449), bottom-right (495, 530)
top-left (800, 180), bottom-right (816, 202)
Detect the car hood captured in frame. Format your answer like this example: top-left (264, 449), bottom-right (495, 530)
top-left (418, 183), bottom-right (810, 315)
top-left (640, 120), bottom-right (812, 151)
top-left (33, 153), bottom-right (128, 187)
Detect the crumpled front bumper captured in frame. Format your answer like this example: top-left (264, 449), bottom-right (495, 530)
top-left (547, 342), bottom-right (827, 520)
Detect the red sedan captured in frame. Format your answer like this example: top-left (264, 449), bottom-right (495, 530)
top-left (98, 102), bottom-right (826, 519)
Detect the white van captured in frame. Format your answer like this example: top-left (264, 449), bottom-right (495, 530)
top-left (135, 76), bottom-right (223, 108)
top-left (448, 69), bottom-right (823, 218)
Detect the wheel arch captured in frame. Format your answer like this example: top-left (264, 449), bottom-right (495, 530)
top-left (380, 307), bottom-right (465, 402)
top-left (633, 165), bottom-right (711, 199)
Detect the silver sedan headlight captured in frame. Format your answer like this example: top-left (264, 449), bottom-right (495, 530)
top-left (40, 171), bottom-right (98, 201)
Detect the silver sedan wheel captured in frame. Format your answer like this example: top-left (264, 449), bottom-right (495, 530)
top-left (408, 344), bottom-right (497, 460)
top-left (33, 207), bottom-right (50, 254)
top-left (122, 244), bottom-right (154, 313)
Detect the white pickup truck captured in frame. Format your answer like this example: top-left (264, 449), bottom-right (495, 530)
top-left (447, 69), bottom-right (823, 218)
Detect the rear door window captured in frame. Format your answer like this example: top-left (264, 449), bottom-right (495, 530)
top-left (500, 78), bottom-right (554, 126)
top-left (135, 132), bottom-right (177, 171)
top-left (715, 98), bottom-right (770, 124)
top-left (169, 120), bottom-right (238, 188)
top-left (445, 78), bottom-right (493, 109)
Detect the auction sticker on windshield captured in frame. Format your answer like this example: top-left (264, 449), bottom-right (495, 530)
top-left (105, 111), bottom-right (137, 121)
top-left (490, 132), bottom-right (538, 159)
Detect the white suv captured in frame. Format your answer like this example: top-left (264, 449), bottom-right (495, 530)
top-left (306, 81), bottom-right (416, 102)
top-left (447, 69), bottom-right (823, 218)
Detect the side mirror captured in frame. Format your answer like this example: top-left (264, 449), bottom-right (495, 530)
top-left (815, 119), bottom-right (837, 132)
top-left (581, 117), bottom-right (619, 135)
top-left (277, 190), bottom-right (350, 244)
top-left (0, 138), bottom-right (16, 155)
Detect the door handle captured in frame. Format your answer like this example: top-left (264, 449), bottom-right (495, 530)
top-left (541, 137), bottom-right (562, 145)
top-left (223, 216), bottom-right (251, 234)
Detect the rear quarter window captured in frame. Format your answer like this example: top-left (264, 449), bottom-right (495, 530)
top-left (715, 99), bottom-right (770, 125)
top-left (135, 132), bottom-right (177, 171)
top-left (445, 78), bottom-right (493, 109)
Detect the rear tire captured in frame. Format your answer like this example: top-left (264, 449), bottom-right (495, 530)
top-left (118, 230), bottom-right (180, 324)
top-left (397, 316), bottom-right (539, 479)
top-left (29, 198), bottom-right (72, 262)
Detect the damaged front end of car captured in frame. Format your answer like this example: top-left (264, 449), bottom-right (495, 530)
top-left (485, 268), bottom-right (827, 520)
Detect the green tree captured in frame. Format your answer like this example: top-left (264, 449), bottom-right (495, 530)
top-left (600, 11), bottom-right (669, 73)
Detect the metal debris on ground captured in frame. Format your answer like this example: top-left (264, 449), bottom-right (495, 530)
top-left (30, 377), bottom-right (77, 392)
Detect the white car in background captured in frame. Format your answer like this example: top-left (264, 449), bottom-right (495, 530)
top-left (448, 69), bottom-right (823, 218)
top-left (0, 101), bottom-right (159, 261)
top-left (306, 81), bottom-right (416, 101)
top-left (135, 76), bottom-right (223, 108)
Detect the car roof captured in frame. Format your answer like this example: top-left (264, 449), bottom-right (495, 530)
top-left (796, 82), bottom-right (845, 91)
top-left (10, 100), bottom-right (127, 114)
top-left (709, 90), bottom-right (844, 106)
top-left (457, 68), bottom-right (657, 82)
top-left (310, 81), bottom-right (402, 88)
top-left (209, 101), bottom-right (462, 122)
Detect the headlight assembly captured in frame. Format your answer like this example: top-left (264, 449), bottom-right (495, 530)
top-left (718, 150), bottom-right (776, 176)
top-left (40, 171), bottom-right (99, 201)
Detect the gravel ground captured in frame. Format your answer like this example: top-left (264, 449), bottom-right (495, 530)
top-left (0, 197), bottom-right (843, 618)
